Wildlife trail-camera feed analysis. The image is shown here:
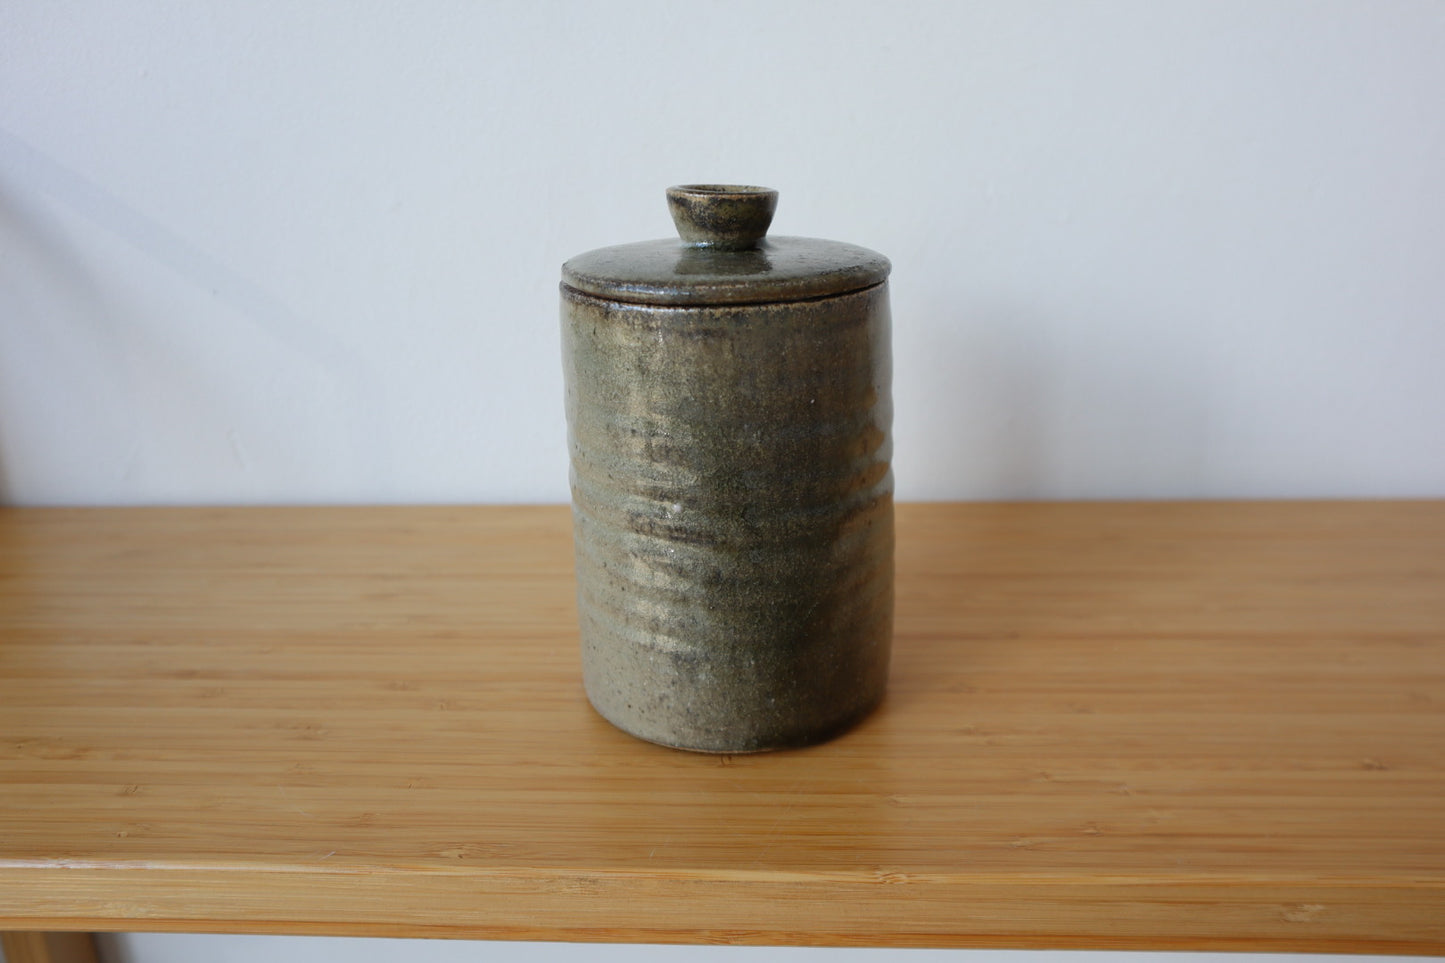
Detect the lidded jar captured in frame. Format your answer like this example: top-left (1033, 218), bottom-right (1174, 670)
top-left (560, 185), bottom-right (893, 752)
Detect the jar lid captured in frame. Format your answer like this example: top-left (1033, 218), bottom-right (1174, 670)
top-left (561, 185), bottom-right (891, 306)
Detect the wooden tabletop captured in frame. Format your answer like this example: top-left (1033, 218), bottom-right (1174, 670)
top-left (1, 502), bottom-right (1442, 952)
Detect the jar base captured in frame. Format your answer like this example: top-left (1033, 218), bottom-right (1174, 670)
top-left (584, 684), bottom-right (887, 754)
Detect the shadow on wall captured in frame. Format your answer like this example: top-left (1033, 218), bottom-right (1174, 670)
top-left (905, 300), bottom-right (1213, 500)
top-left (0, 127), bottom-right (393, 505)
top-left (0, 314), bottom-right (11, 504)
top-left (0, 164), bottom-right (198, 506)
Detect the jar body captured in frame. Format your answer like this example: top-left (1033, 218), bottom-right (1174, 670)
top-left (561, 282), bottom-right (893, 752)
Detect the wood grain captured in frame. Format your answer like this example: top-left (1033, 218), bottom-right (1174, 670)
top-left (1, 503), bottom-right (1442, 951)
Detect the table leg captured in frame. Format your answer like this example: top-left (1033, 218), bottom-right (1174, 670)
top-left (1, 933), bottom-right (100, 963)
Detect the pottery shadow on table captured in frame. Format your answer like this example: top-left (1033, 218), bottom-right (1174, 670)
top-left (568, 681), bottom-right (911, 871)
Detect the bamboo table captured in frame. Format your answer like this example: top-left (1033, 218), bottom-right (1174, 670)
top-left (2, 503), bottom-right (1443, 960)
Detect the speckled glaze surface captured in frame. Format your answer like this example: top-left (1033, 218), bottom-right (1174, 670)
top-left (560, 185), bottom-right (893, 753)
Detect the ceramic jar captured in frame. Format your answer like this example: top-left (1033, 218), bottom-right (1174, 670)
top-left (560, 185), bottom-right (893, 752)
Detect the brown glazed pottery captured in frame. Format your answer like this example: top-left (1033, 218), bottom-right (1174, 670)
top-left (560, 185), bottom-right (893, 752)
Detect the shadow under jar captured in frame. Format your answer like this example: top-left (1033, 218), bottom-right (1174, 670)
top-left (560, 185), bottom-right (893, 753)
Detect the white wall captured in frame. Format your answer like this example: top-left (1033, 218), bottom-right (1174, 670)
top-left (4, 2), bottom-right (1444, 962)
top-left (3, 1), bottom-right (1443, 507)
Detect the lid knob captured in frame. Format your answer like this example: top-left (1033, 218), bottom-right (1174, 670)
top-left (666, 184), bottom-right (778, 250)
